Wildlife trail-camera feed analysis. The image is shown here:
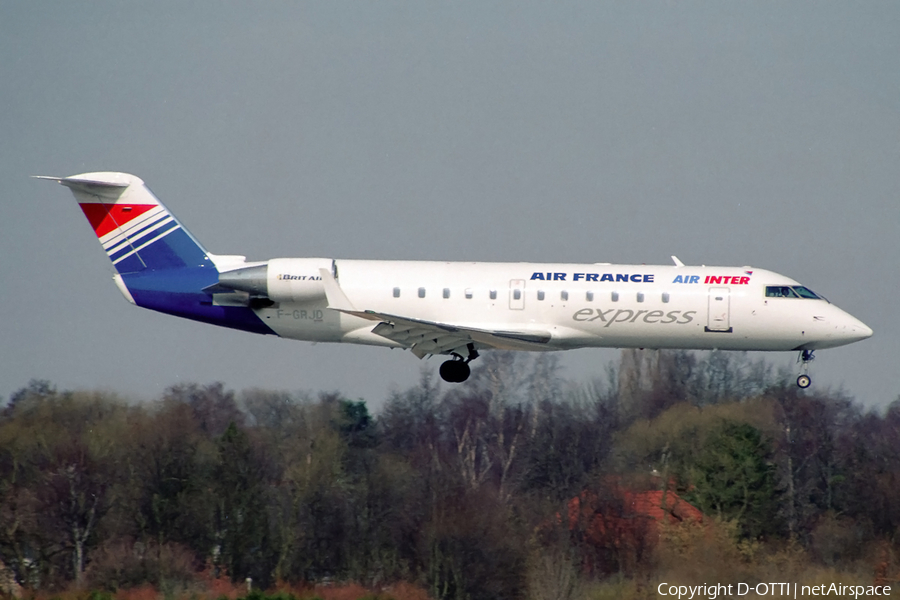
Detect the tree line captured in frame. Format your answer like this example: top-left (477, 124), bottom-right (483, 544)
top-left (2, 350), bottom-right (899, 599)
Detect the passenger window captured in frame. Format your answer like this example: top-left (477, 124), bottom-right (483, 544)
top-left (662, 292), bottom-right (670, 303)
top-left (611, 291), bottom-right (619, 302)
top-left (418, 287), bottom-right (426, 298)
top-left (393, 287), bottom-right (400, 298)
top-left (513, 289), bottom-right (522, 300)
top-left (443, 288), bottom-right (450, 299)
top-left (561, 290), bottom-right (568, 301)
top-left (537, 290), bottom-right (545, 301)
top-left (636, 292), bottom-right (644, 303)
top-left (490, 290), bottom-right (497, 300)
top-left (465, 288), bottom-right (473, 299)
top-left (586, 291), bottom-right (594, 302)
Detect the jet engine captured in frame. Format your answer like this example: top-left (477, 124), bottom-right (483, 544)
top-left (217, 258), bottom-right (333, 303)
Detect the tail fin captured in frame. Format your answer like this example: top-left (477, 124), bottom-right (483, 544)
top-left (35, 172), bottom-right (211, 273)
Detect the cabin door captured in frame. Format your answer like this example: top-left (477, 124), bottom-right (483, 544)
top-left (706, 287), bottom-right (732, 332)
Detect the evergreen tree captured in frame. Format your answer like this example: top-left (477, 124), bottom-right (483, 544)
top-left (685, 421), bottom-right (780, 539)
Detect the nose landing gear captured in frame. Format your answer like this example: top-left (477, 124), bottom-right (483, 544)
top-left (796, 350), bottom-right (814, 388)
top-left (439, 344), bottom-right (479, 383)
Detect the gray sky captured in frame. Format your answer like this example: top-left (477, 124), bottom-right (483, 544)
top-left (2, 2), bottom-right (897, 409)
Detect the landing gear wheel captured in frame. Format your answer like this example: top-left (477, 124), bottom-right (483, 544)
top-left (795, 349), bottom-right (815, 389)
top-left (440, 360), bottom-right (471, 383)
top-left (439, 343), bottom-right (479, 383)
top-left (439, 361), bottom-right (456, 382)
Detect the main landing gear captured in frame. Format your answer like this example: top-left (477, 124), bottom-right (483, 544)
top-left (439, 344), bottom-right (480, 383)
top-left (796, 349), bottom-right (814, 389)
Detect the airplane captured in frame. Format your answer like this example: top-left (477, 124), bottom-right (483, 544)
top-left (37, 172), bottom-right (873, 388)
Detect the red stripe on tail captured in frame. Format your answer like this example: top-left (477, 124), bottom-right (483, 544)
top-left (79, 203), bottom-right (156, 238)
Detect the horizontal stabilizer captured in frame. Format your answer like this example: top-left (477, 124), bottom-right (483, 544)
top-left (33, 175), bottom-right (130, 199)
top-left (34, 175), bottom-right (130, 189)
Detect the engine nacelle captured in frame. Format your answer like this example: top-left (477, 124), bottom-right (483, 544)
top-left (218, 257), bottom-right (333, 303)
top-left (266, 258), bottom-right (332, 303)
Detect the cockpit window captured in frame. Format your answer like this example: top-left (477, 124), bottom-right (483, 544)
top-left (766, 286), bottom-right (797, 298)
top-left (765, 285), bottom-right (822, 299)
top-left (791, 286), bottom-right (821, 299)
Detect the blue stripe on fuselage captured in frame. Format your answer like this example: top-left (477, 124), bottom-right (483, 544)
top-left (121, 267), bottom-right (275, 335)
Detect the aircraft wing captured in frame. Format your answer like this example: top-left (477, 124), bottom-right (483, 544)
top-left (356, 310), bottom-right (551, 358)
top-left (318, 268), bottom-right (551, 358)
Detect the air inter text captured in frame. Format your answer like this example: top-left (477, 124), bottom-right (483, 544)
top-left (672, 275), bottom-right (751, 285)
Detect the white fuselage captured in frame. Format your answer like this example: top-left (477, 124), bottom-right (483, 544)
top-left (251, 260), bottom-right (871, 354)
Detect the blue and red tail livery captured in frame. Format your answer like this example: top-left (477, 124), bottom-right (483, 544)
top-left (36, 172), bottom-right (273, 335)
top-left (38, 172), bottom-right (209, 273)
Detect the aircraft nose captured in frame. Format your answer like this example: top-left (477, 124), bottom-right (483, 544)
top-left (812, 306), bottom-right (873, 348)
top-left (852, 320), bottom-right (874, 341)
top-left (838, 313), bottom-right (873, 343)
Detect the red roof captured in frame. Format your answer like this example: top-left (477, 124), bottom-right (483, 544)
top-left (562, 486), bottom-right (705, 575)
top-left (566, 486), bottom-right (704, 550)
top-left (621, 489), bottom-right (705, 524)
